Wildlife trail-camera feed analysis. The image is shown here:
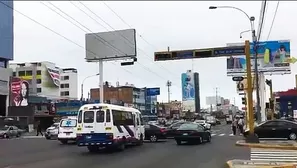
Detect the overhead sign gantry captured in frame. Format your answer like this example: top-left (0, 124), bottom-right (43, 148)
top-left (154, 46), bottom-right (245, 61)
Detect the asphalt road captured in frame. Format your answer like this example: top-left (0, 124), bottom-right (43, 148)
top-left (0, 123), bottom-right (250, 168)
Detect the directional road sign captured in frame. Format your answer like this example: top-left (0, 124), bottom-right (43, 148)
top-left (232, 76), bottom-right (244, 82)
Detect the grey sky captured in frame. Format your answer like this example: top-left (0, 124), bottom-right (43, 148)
top-left (11, 1), bottom-right (296, 108)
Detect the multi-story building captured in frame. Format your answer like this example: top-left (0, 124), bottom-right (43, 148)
top-left (60, 68), bottom-right (78, 99)
top-left (90, 82), bottom-right (147, 113)
top-left (0, 1), bottom-right (14, 116)
top-left (10, 61), bottom-right (61, 99)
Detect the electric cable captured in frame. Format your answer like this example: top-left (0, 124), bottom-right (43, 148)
top-left (266, 1), bottom-right (280, 40)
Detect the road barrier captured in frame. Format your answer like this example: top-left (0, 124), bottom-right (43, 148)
top-left (251, 148), bottom-right (297, 163)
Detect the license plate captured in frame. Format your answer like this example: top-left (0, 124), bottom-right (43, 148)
top-left (86, 135), bottom-right (92, 139)
top-left (183, 133), bottom-right (188, 136)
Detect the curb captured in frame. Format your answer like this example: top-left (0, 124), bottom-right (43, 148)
top-left (226, 160), bottom-right (296, 168)
top-left (236, 141), bottom-right (297, 150)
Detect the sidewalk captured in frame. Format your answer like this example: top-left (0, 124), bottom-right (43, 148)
top-left (21, 131), bottom-right (45, 139)
top-left (226, 159), bottom-right (296, 168)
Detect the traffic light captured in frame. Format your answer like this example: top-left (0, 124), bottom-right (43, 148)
top-left (242, 97), bottom-right (246, 105)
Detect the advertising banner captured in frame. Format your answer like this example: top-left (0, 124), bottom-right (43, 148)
top-left (227, 40), bottom-right (291, 76)
top-left (10, 77), bottom-right (29, 106)
top-left (46, 66), bottom-right (60, 87)
top-left (181, 70), bottom-right (195, 112)
top-left (146, 88), bottom-right (160, 96)
top-left (0, 1), bottom-right (13, 60)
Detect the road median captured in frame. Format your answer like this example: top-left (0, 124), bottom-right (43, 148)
top-left (236, 140), bottom-right (297, 150)
top-left (226, 159), bottom-right (296, 168)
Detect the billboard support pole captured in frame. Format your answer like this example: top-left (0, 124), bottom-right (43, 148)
top-left (245, 40), bottom-right (259, 143)
top-left (99, 59), bottom-right (104, 103)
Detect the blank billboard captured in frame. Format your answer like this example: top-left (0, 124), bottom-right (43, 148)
top-left (85, 29), bottom-right (136, 61)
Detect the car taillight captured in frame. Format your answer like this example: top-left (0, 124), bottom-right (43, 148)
top-left (160, 128), bottom-right (166, 133)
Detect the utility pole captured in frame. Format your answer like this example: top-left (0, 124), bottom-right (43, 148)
top-left (215, 87), bottom-right (218, 111)
top-left (166, 80), bottom-right (172, 103)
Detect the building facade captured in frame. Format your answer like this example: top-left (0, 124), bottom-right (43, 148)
top-left (90, 83), bottom-right (147, 113)
top-left (10, 61), bottom-right (61, 99)
top-left (0, 1), bottom-right (14, 116)
top-left (60, 68), bottom-right (78, 99)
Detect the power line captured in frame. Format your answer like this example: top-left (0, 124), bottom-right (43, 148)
top-left (266, 1), bottom-right (280, 40)
top-left (78, 1), bottom-right (180, 79)
top-left (257, 0), bottom-right (268, 41)
top-left (40, 2), bottom-right (181, 89)
top-left (70, 2), bottom-right (181, 88)
top-left (0, 1), bottom-right (143, 84)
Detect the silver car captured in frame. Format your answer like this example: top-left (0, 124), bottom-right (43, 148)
top-left (45, 123), bottom-right (59, 140)
top-left (0, 126), bottom-right (24, 138)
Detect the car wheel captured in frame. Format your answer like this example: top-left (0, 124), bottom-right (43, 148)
top-left (289, 133), bottom-right (297, 140)
top-left (3, 134), bottom-right (8, 139)
top-left (207, 135), bottom-right (211, 142)
top-left (149, 135), bottom-right (158, 142)
top-left (198, 137), bottom-right (203, 144)
top-left (176, 140), bottom-right (182, 145)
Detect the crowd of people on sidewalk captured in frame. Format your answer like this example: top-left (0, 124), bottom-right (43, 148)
top-left (231, 117), bottom-right (244, 136)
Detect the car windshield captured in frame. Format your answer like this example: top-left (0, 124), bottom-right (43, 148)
top-left (60, 119), bottom-right (77, 127)
top-left (51, 123), bottom-right (59, 127)
top-left (178, 123), bottom-right (197, 130)
top-left (0, 127), bottom-right (8, 131)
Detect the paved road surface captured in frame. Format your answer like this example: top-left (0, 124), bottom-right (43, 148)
top-left (0, 124), bottom-right (249, 168)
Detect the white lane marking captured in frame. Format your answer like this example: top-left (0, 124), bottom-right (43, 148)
top-left (218, 133), bottom-right (225, 136)
top-left (211, 133), bottom-right (216, 136)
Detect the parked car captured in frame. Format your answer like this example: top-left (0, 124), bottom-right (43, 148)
top-left (144, 124), bottom-right (167, 142)
top-left (166, 121), bottom-right (192, 138)
top-left (194, 120), bottom-right (211, 130)
top-left (244, 119), bottom-right (297, 140)
top-left (0, 125), bottom-right (25, 138)
top-left (45, 123), bottom-right (59, 140)
top-left (174, 123), bottom-right (211, 145)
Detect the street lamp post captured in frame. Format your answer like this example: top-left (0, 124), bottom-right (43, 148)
top-left (209, 6), bottom-right (261, 121)
top-left (80, 73), bottom-right (100, 101)
top-left (209, 6), bottom-right (260, 142)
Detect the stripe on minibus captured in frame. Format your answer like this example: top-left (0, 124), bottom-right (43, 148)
top-left (116, 125), bottom-right (123, 133)
top-left (123, 125), bottom-right (134, 137)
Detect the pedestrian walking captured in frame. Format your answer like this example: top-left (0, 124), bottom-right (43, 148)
top-left (36, 121), bottom-right (43, 136)
top-left (231, 119), bottom-right (237, 135)
top-left (238, 118), bottom-right (244, 135)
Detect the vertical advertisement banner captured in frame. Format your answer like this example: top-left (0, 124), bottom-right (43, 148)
top-left (10, 77), bottom-right (29, 106)
top-left (227, 40), bottom-right (291, 76)
top-left (181, 71), bottom-right (195, 112)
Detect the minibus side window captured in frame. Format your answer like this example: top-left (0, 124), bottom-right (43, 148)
top-left (84, 111), bottom-right (94, 123)
top-left (78, 110), bottom-right (82, 123)
top-left (96, 110), bottom-right (104, 123)
top-left (106, 109), bottom-right (111, 122)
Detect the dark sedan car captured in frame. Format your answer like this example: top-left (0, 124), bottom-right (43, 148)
top-left (244, 119), bottom-right (297, 140)
top-left (174, 123), bottom-right (211, 145)
top-left (166, 121), bottom-right (192, 138)
top-left (144, 124), bottom-right (167, 142)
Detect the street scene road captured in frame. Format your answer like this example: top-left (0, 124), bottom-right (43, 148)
top-left (0, 124), bottom-right (249, 168)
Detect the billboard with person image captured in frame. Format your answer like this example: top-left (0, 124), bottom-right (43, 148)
top-left (10, 77), bottom-right (29, 106)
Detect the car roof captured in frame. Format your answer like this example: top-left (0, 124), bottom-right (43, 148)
top-left (259, 119), bottom-right (297, 126)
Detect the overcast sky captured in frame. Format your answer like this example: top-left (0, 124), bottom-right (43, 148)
top-left (10, 1), bottom-right (297, 108)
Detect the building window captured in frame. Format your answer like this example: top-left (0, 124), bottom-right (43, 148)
top-left (12, 72), bottom-right (16, 77)
top-left (37, 88), bottom-right (42, 93)
top-left (60, 84), bottom-right (65, 88)
top-left (36, 79), bottom-right (41, 84)
top-left (60, 91), bottom-right (69, 96)
top-left (18, 71), bottom-right (25, 76)
top-left (63, 76), bottom-right (69, 80)
top-left (65, 83), bottom-right (69, 88)
top-left (26, 71), bottom-right (32, 76)
top-left (36, 70), bottom-right (41, 75)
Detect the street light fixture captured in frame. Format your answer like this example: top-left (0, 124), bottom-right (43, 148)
top-left (80, 73), bottom-right (100, 101)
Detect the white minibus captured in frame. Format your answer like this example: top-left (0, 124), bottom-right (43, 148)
top-left (76, 103), bottom-right (144, 152)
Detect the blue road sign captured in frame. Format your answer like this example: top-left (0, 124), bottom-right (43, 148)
top-left (214, 47), bottom-right (245, 56)
top-left (146, 88), bottom-right (160, 96)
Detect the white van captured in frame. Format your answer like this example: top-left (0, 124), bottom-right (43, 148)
top-left (76, 103), bottom-right (145, 152)
top-left (57, 116), bottom-right (78, 144)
